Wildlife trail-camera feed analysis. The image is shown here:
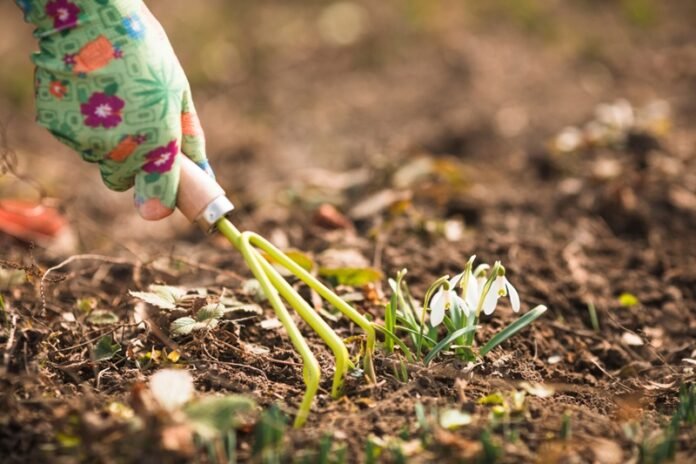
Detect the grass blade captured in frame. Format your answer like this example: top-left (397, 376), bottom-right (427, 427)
top-left (373, 324), bottom-right (414, 361)
top-left (479, 305), bottom-right (547, 356)
top-left (384, 293), bottom-right (397, 353)
top-left (424, 326), bottom-right (476, 366)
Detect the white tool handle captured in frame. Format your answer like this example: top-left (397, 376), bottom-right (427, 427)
top-left (177, 155), bottom-right (234, 231)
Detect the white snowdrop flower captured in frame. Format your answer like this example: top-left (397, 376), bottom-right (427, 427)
top-left (481, 271), bottom-right (520, 316)
top-left (595, 99), bottom-right (634, 131)
top-left (150, 369), bottom-right (195, 412)
top-left (554, 126), bottom-right (583, 153)
top-left (430, 273), bottom-right (467, 327)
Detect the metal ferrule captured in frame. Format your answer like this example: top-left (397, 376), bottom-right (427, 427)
top-left (195, 196), bottom-right (235, 232)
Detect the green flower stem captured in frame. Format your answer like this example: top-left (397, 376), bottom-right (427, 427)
top-left (464, 261), bottom-right (503, 347)
top-left (418, 275), bottom-right (450, 358)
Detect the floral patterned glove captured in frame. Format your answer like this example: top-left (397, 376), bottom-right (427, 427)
top-left (17, 0), bottom-right (213, 219)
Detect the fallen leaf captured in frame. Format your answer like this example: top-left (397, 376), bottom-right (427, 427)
top-left (478, 392), bottom-right (505, 405)
top-left (618, 292), bottom-right (640, 308)
top-left (86, 309), bottom-right (119, 325)
top-left (313, 204), bottom-right (353, 229)
top-left (621, 332), bottom-right (644, 346)
top-left (439, 409), bottom-right (472, 430)
top-left (263, 249), bottom-right (315, 273)
top-left (519, 381), bottom-right (555, 398)
top-left (319, 267), bottom-right (383, 286)
top-left (150, 369), bottom-right (194, 412)
top-left (260, 318), bottom-right (282, 330)
top-left (348, 189), bottom-right (412, 219)
top-left (94, 335), bottom-right (121, 362)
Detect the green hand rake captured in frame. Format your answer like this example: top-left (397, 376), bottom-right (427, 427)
top-left (177, 156), bottom-right (376, 427)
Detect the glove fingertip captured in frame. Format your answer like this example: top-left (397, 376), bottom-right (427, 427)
top-left (136, 197), bottom-right (175, 221)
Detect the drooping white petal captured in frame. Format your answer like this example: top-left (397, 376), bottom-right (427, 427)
top-left (481, 286), bottom-right (500, 315)
top-left (505, 278), bottom-right (520, 313)
top-left (449, 293), bottom-right (464, 317)
top-left (449, 271), bottom-right (465, 288)
top-left (430, 288), bottom-right (447, 327)
top-left (455, 294), bottom-right (471, 317)
top-left (465, 273), bottom-right (480, 311)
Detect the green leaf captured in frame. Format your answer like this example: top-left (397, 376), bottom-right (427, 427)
top-left (94, 335), bottom-right (121, 362)
top-left (264, 249), bottom-right (315, 273)
top-left (478, 392), bottom-right (505, 405)
top-left (103, 82), bottom-right (119, 96)
top-left (184, 395), bottom-right (256, 439)
top-left (252, 405), bottom-right (287, 459)
top-left (77, 88), bottom-right (89, 104)
top-left (115, 25), bottom-right (128, 35)
top-left (480, 305), bottom-right (548, 356)
top-left (319, 267), bottom-right (383, 286)
top-left (129, 285), bottom-right (187, 310)
top-left (424, 326), bottom-right (477, 365)
top-left (195, 303), bottom-right (225, 322)
top-left (170, 316), bottom-right (218, 336)
top-left (86, 309), bottom-right (119, 325)
top-left (372, 324), bottom-right (414, 362)
top-left (618, 292), bottom-right (640, 307)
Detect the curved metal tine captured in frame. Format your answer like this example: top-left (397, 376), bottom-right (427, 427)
top-left (248, 238), bottom-right (351, 397)
top-left (247, 232), bottom-right (377, 380)
top-left (236, 232), bottom-right (319, 427)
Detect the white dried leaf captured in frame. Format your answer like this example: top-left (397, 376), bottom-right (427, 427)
top-left (260, 318), bottom-right (282, 330)
top-left (621, 332), bottom-right (644, 346)
top-left (439, 409), bottom-right (472, 430)
top-left (150, 369), bottom-right (194, 412)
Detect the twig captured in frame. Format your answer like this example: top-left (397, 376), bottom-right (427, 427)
top-left (3, 312), bottom-right (18, 369)
top-left (169, 256), bottom-right (246, 282)
top-left (40, 254), bottom-right (136, 315)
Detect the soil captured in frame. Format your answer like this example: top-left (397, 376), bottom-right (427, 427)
top-left (1, 1), bottom-right (695, 463)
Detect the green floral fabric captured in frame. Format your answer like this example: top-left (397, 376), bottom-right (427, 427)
top-left (17, 0), bottom-right (212, 218)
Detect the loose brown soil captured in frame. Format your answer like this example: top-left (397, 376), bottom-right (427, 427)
top-left (1, 1), bottom-right (695, 463)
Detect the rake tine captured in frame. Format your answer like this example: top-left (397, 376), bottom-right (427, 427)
top-left (243, 231), bottom-right (377, 382)
top-left (250, 241), bottom-right (352, 397)
top-left (226, 222), bottom-right (320, 427)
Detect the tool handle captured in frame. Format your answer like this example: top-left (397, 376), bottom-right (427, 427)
top-left (177, 155), bottom-right (234, 231)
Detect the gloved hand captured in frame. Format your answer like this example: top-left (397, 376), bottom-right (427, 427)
top-left (16, 0), bottom-right (213, 220)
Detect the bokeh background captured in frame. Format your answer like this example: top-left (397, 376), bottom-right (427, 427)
top-left (1, 0), bottom-right (695, 253)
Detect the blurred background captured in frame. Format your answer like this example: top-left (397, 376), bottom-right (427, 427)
top-left (1, 0), bottom-right (695, 254)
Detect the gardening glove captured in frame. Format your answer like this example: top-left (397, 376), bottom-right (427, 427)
top-left (16, 0), bottom-right (213, 220)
